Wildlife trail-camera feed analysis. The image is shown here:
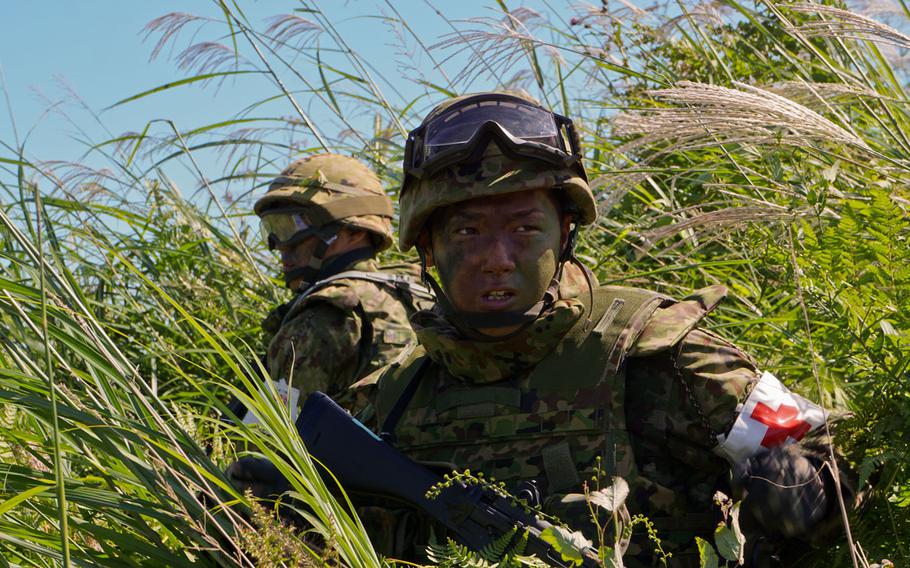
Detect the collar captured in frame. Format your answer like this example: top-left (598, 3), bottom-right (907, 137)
top-left (292, 247), bottom-right (377, 293)
top-left (411, 297), bottom-right (585, 383)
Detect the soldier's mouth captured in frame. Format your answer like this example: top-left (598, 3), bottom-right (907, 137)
top-left (481, 289), bottom-right (516, 306)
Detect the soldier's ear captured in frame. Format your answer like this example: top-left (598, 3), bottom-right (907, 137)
top-left (347, 228), bottom-right (370, 248)
top-left (327, 227), bottom-right (370, 256)
top-left (559, 214), bottom-right (573, 252)
top-left (416, 231), bottom-right (435, 268)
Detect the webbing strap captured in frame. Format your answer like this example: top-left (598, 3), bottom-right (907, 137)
top-left (542, 441), bottom-right (580, 493)
top-left (324, 270), bottom-right (434, 300)
top-left (379, 357), bottom-right (432, 444)
top-left (282, 269), bottom-right (434, 327)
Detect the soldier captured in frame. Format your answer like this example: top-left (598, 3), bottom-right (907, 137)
top-left (227, 154), bottom-right (432, 491)
top-left (349, 93), bottom-right (854, 565)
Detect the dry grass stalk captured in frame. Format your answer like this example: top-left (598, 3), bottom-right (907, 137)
top-left (788, 3), bottom-right (910, 48)
top-left (613, 81), bottom-right (869, 154)
top-left (639, 204), bottom-right (808, 243)
top-left (662, 3), bottom-right (727, 31)
top-left (767, 81), bottom-right (886, 105)
top-left (143, 13), bottom-right (207, 62)
top-left (177, 42), bottom-right (244, 75)
top-left (264, 15), bottom-right (323, 50)
top-left (433, 8), bottom-right (545, 86)
top-left (593, 170), bottom-right (659, 215)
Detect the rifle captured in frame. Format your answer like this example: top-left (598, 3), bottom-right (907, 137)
top-left (297, 391), bottom-right (603, 568)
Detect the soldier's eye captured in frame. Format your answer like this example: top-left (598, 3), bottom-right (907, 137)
top-left (454, 227), bottom-right (478, 236)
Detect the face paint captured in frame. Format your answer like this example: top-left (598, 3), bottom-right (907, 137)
top-left (275, 235), bottom-right (319, 291)
top-left (428, 188), bottom-right (567, 335)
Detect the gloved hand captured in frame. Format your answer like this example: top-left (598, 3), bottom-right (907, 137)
top-left (733, 443), bottom-right (830, 539)
top-left (225, 457), bottom-right (291, 500)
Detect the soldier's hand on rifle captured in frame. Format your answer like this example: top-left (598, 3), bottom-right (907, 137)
top-left (225, 456), bottom-right (290, 500)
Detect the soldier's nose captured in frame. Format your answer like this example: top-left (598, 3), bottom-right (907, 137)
top-left (481, 238), bottom-right (516, 274)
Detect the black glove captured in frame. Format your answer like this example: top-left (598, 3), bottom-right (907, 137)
top-left (733, 444), bottom-right (830, 540)
top-left (225, 457), bottom-right (291, 500)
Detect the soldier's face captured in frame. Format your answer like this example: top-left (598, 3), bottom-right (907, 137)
top-left (276, 236), bottom-right (318, 290)
top-left (424, 188), bottom-right (570, 335)
top-left (275, 228), bottom-right (371, 290)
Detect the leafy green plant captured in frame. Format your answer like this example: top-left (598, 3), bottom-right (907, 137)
top-left (425, 529), bottom-right (550, 568)
top-left (693, 492), bottom-right (746, 568)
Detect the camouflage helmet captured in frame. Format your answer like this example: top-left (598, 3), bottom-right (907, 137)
top-left (255, 154), bottom-right (394, 251)
top-left (399, 93), bottom-right (597, 250)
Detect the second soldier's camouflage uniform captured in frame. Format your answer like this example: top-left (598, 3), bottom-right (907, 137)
top-left (263, 256), bottom-right (427, 410)
top-left (226, 154), bottom-right (433, 502)
top-left (253, 154), bottom-right (432, 412)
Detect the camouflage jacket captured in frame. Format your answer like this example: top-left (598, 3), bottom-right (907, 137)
top-left (354, 279), bottom-right (842, 565)
top-left (264, 257), bottom-right (431, 411)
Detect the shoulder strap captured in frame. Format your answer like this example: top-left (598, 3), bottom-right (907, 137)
top-left (378, 357), bottom-right (432, 445)
top-left (588, 286), bottom-right (670, 376)
top-left (629, 285), bottom-right (727, 357)
top-left (281, 269), bottom-right (434, 327)
top-left (332, 270), bottom-right (434, 299)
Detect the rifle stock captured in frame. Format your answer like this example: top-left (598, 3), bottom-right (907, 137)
top-left (297, 391), bottom-right (602, 568)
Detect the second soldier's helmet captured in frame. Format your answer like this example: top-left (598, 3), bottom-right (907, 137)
top-left (398, 92), bottom-right (597, 250)
top-left (255, 153), bottom-right (394, 252)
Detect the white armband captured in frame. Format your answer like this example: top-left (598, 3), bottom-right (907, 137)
top-left (715, 371), bottom-right (826, 463)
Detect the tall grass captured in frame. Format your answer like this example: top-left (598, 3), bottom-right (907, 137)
top-left (0, 0), bottom-right (907, 565)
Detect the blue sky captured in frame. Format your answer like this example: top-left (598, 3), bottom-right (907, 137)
top-left (0, 2), bottom-right (533, 183)
top-left (0, 0), bottom-right (594, 232)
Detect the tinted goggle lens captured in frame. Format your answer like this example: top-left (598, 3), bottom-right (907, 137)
top-left (423, 100), bottom-right (562, 161)
top-left (260, 212), bottom-right (312, 249)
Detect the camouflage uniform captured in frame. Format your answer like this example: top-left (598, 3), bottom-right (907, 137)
top-left (352, 107), bottom-right (850, 565)
top-left (263, 258), bottom-right (428, 410)
top-left (253, 154), bottom-right (433, 411)
top-left (359, 257), bottom-right (754, 564)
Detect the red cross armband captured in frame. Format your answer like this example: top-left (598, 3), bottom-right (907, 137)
top-left (715, 372), bottom-right (827, 464)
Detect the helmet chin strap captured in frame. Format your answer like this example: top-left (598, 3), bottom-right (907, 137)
top-left (418, 223), bottom-right (584, 340)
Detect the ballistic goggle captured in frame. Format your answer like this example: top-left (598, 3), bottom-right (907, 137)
top-left (259, 209), bottom-right (319, 250)
top-left (259, 194), bottom-right (394, 250)
top-left (403, 93), bottom-right (585, 180)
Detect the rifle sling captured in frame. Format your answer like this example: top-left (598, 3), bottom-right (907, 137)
top-left (379, 357), bottom-right (432, 444)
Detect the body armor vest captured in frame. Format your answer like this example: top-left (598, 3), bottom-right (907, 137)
top-left (373, 285), bottom-right (722, 565)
